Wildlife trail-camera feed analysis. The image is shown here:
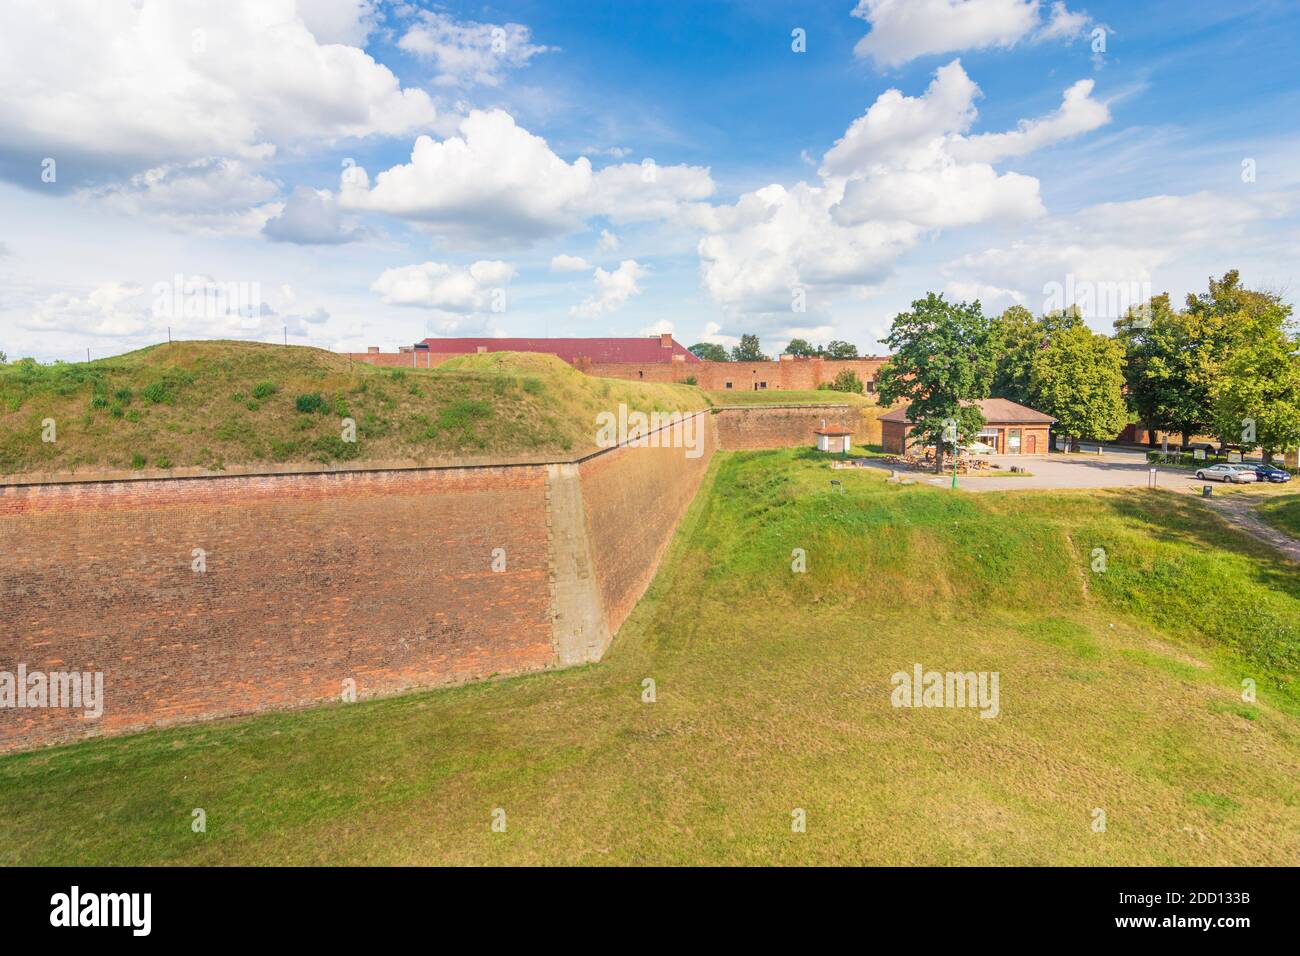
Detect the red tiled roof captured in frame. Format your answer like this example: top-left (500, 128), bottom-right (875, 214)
top-left (878, 398), bottom-right (1056, 424)
top-left (416, 336), bottom-right (700, 363)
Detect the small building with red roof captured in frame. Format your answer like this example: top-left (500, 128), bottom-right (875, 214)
top-left (880, 398), bottom-right (1055, 456)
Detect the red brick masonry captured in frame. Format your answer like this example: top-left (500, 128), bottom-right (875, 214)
top-left (0, 466), bottom-right (556, 751)
top-left (0, 405), bottom-right (828, 752)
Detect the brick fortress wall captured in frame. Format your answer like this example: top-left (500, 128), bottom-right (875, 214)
top-left (1, 401), bottom-right (876, 752)
top-left (0, 413), bottom-right (723, 753)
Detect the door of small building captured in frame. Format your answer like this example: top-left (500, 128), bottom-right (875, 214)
top-left (1026, 433), bottom-right (1037, 454)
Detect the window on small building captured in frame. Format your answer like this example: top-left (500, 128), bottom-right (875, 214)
top-left (758, 381), bottom-right (767, 389)
top-left (724, 381), bottom-right (733, 389)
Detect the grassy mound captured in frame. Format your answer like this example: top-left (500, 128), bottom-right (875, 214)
top-left (0, 449), bottom-right (1295, 865)
top-left (0, 342), bottom-right (706, 475)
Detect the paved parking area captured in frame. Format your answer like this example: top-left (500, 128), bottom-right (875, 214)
top-left (867, 453), bottom-right (1236, 493)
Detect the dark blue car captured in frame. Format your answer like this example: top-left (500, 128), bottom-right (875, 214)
top-left (1249, 464), bottom-right (1293, 483)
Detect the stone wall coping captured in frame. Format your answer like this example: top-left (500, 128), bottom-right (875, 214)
top-left (710, 403), bottom-right (854, 411)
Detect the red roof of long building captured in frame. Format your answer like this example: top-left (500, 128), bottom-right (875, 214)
top-left (416, 336), bottom-right (701, 363)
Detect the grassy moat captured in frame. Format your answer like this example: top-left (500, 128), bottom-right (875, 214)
top-left (1, 449), bottom-right (1296, 864)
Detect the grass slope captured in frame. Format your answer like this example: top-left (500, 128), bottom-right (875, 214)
top-left (1257, 493), bottom-right (1300, 539)
top-left (1, 450), bottom-right (1296, 865)
top-left (0, 342), bottom-right (705, 475)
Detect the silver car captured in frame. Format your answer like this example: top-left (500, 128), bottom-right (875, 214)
top-left (1195, 463), bottom-right (1258, 483)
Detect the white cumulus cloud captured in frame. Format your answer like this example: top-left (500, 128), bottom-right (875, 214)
top-left (264, 186), bottom-right (360, 245)
top-left (695, 60), bottom-right (1103, 319)
top-left (852, 0), bottom-right (1092, 67)
top-left (371, 260), bottom-right (517, 311)
top-left (83, 158), bottom-right (283, 237)
top-left (951, 79), bottom-right (1109, 163)
top-left (550, 254), bottom-right (592, 272)
top-left (571, 260), bottom-right (645, 319)
top-left (340, 110), bottom-right (714, 244)
top-left (0, 0), bottom-right (437, 187)
top-left (397, 10), bottom-right (552, 86)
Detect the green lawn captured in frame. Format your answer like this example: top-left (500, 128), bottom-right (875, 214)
top-left (1, 449), bottom-right (1296, 865)
top-left (1257, 492), bottom-right (1300, 539)
top-left (0, 343), bottom-right (704, 474)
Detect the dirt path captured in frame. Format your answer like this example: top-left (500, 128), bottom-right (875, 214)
top-left (1194, 493), bottom-right (1300, 562)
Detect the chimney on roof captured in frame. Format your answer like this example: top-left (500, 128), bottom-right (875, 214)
top-left (367, 346), bottom-right (379, 354)
top-left (660, 332), bottom-right (673, 348)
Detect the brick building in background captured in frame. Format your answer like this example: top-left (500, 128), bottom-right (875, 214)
top-left (344, 334), bottom-right (889, 393)
top-left (880, 398), bottom-right (1055, 456)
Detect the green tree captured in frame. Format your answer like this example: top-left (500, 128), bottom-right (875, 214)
top-left (731, 334), bottom-right (768, 362)
top-left (783, 338), bottom-right (817, 357)
top-left (1210, 305), bottom-right (1300, 462)
top-left (991, 305), bottom-right (1084, 406)
top-left (829, 369), bottom-right (864, 394)
top-left (990, 305), bottom-right (1040, 406)
top-left (1118, 272), bottom-right (1286, 447)
top-left (0, 350), bottom-right (7, 365)
top-left (1115, 293), bottom-right (1192, 445)
top-left (825, 340), bottom-right (859, 359)
top-left (688, 342), bottom-right (729, 362)
top-left (876, 293), bottom-right (996, 473)
top-left (1029, 324), bottom-right (1129, 446)
top-left (1181, 270), bottom-right (1280, 447)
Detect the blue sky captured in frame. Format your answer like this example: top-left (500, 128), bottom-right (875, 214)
top-left (1, 0), bottom-right (1297, 361)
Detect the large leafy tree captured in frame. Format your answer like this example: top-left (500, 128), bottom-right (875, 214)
top-left (1117, 272), bottom-right (1287, 446)
top-left (876, 293), bottom-right (996, 473)
top-left (1177, 271), bottom-right (1264, 443)
top-left (688, 342), bottom-right (729, 362)
top-left (731, 334), bottom-right (768, 362)
top-left (990, 305), bottom-right (1040, 406)
top-left (991, 305), bottom-right (1084, 406)
top-left (825, 340), bottom-right (859, 359)
top-left (1210, 302), bottom-right (1300, 461)
top-left (1029, 324), bottom-right (1129, 444)
top-left (783, 338), bottom-right (818, 357)
top-left (1114, 293), bottom-right (1194, 444)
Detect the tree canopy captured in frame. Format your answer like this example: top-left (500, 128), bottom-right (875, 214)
top-left (877, 293), bottom-right (996, 472)
top-left (1116, 271), bottom-right (1295, 447)
top-left (731, 334), bottom-right (768, 362)
top-left (688, 342), bottom-right (729, 362)
top-left (1029, 323), bottom-right (1129, 443)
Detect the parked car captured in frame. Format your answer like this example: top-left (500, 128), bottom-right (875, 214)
top-left (1249, 463), bottom-right (1293, 483)
top-left (1195, 464), bottom-right (1258, 483)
